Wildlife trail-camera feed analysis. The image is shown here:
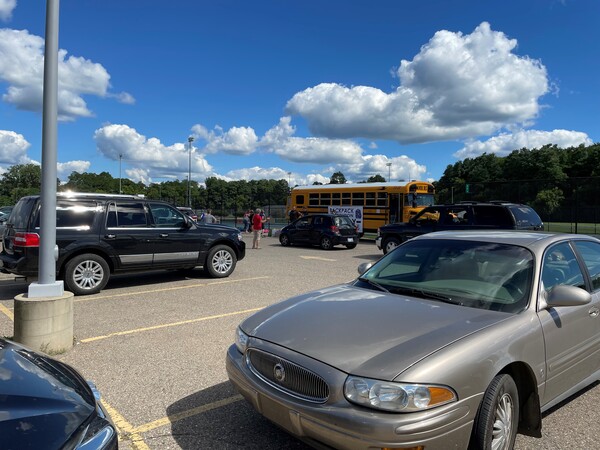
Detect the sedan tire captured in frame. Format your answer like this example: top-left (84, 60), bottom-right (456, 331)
top-left (472, 374), bottom-right (519, 450)
top-left (64, 253), bottom-right (110, 296)
top-left (204, 244), bottom-right (237, 278)
top-left (279, 234), bottom-right (291, 246)
top-left (345, 243), bottom-right (357, 249)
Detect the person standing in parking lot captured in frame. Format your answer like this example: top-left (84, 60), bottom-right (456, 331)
top-left (252, 208), bottom-right (269, 249)
top-left (201, 209), bottom-right (218, 224)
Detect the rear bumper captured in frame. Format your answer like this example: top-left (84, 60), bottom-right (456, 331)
top-left (0, 253), bottom-right (36, 276)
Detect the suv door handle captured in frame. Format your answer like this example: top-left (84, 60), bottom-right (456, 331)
top-left (105, 234), bottom-right (116, 239)
top-left (159, 233), bottom-right (169, 238)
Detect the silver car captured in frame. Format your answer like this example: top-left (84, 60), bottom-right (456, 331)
top-left (226, 231), bottom-right (600, 449)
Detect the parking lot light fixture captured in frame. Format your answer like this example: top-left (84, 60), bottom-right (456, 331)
top-left (188, 136), bottom-right (194, 207)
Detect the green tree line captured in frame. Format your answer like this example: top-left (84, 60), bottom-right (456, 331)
top-left (0, 165), bottom-right (290, 216)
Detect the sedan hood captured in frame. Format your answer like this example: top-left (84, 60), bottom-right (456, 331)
top-left (0, 339), bottom-right (95, 448)
top-left (243, 284), bottom-right (509, 380)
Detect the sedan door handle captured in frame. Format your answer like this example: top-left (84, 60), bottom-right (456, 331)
top-left (159, 233), bottom-right (169, 238)
top-left (104, 234), bottom-right (116, 239)
top-left (589, 307), bottom-right (600, 318)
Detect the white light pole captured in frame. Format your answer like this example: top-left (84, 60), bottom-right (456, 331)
top-left (386, 162), bottom-right (392, 182)
top-left (119, 154), bottom-right (122, 194)
top-left (187, 136), bottom-right (194, 207)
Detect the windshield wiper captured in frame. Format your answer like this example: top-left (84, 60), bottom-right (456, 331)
top-left (357, 277), bottom-right (390, 293)
top-left (390, 286), bottom-right (463, 305)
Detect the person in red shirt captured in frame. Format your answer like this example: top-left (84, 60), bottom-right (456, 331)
top-left (252, 208), bottom-right (269, 249)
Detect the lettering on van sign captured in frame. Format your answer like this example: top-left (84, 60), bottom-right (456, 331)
top-left (328, 206), bottom-right (363, 233)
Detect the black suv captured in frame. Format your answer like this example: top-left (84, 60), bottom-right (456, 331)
top-left (0, 193), bottom-right (245, 295)
top-left (279, 214), bottom-right (359, 250)
top-left (376, 201), bottom-right (543, 254)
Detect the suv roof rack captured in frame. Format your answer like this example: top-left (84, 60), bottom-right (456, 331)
top-left (57, 192), bottom-right (142, 199)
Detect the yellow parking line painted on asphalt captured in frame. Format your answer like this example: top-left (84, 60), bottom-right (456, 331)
top-left (80, 307), bottom-right (264, 343)
top-left (75, 276), bottom-right (271, 303)
top-left (132, 395), bottom-right (243, 434)
top-left (0, 303), bottom-right (13, 321)
top-left (101, 399), bottom-right (150, 450)
top-left (299, 255), bottom-right (337, 262)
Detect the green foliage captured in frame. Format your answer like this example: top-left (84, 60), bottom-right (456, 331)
top-left (435, 143), bottom-right (600, 222)
top-left (365, 174), bottom-right (386, 183)
top-left (0, 164), bottom-right (43, 205)
top-left (329, 171), bottom-right (347, 184)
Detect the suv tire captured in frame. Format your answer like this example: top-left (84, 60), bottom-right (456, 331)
top-left (64, 253), bottom-right (110, 296)
top-left (383, 237), bottom-right (400, 254)
top-left (204, 245), bottom-right (236, 278)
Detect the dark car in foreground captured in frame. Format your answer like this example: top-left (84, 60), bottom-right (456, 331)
top-left (227, 231), bottom-right (600, 449)
top-left (0, 193), bottom-right (245, 295)
top-left (0, 338), bottom-right (118, 450)
top-left (376, 201), bottom-right (544, 253)
top-left (279, 213), bottom-right (359, 250)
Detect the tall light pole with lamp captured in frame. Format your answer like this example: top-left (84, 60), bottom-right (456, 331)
top-left (119, 154), bottom-right (122, 194)
top-left (386, 162), bottom-right (392, 182)
top-left (187, 136), bottom-right (194, 207)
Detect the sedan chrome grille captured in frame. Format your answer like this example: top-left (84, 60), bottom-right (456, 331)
top-left (246, 349), bottom-right (329, 403)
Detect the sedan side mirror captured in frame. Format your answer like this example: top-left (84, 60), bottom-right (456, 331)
top-left (357, 262), bottom-right (373, 276)
top-left (546, 284), bottom-right (591, 308)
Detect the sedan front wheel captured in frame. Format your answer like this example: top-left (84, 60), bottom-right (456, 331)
top-left (472, 374), bottom-right (519, 450)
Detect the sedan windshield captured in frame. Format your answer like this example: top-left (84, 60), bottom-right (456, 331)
top-left (356, 239), bottom-right (533, 313)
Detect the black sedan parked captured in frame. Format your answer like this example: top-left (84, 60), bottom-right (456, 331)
top-left (279, 214), bottom-right (359, 250)
top-left (0, 338), bottom-right (118, 450)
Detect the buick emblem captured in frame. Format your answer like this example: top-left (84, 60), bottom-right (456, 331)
top-left (273, 363), bottom-right (286, 382)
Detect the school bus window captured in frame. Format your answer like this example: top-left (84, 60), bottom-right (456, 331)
top-left (342, 192), bottom-right (351, 205)
top-left (377, 192), bottom-right (387, 207)
top-left (309, 193), bottom-right (319, 206)
top-left (320, 193), bottom-right (331, 206)
top-left (366, 192), bottom-right (376, 206)
top-left (332, 193), bottom-right (341, 205)
top-left (295, 195), bottom-right (305, 205)
top-left (352, 193), bottom-right (364, 206)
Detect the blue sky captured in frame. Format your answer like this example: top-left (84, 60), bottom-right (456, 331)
top-left (0, 0), bottom-right (598, 186)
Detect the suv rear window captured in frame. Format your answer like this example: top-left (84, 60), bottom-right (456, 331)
top-left (509, 206), bottom-right (542, 227)
top-left (8, 197), bottom-right (37, 229)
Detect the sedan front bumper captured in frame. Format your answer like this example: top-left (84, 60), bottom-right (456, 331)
top-left (375, 236), bottom-right (382, 250)
top-left (226, 343), bottom-right (477, 450)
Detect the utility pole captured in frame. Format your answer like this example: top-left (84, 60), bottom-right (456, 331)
top-left (188, 136), bottom-right (194, 207)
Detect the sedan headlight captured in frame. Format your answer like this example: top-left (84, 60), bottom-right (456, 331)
top-left (235, 327), bottom-right (249, 354)
top-left (237, 232), bottom-right (244, 241)
top-left (344, 376), bottom-right (456, 412)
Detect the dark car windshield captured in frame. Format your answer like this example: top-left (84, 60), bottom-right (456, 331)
top-left (356, 238), bottom-right (533, 313)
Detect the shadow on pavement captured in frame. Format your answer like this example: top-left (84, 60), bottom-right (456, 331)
top-left (167, 381), bottom-right (311, 450)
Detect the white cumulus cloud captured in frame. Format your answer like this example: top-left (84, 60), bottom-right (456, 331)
top-left (0, 129), bottom-right (31, 164)
top-left (0, 0), bottom-right (16, 21)
top-left (57, 160), bottom-right (90, 180)
top-left (454, 129), bottom-right (593, 159)
top-left (286, 22), bottom-right (548, 144)
top-left (0, 28), bottom-right (134, 120)
top-left (94, 124), bottom-right (213, 181)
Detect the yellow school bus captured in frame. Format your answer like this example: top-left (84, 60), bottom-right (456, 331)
top-left (287, 181), bottom-right (435, 234)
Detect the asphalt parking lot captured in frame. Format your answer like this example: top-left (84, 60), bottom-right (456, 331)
top-left (1, 236), bottom-right (599, 450)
